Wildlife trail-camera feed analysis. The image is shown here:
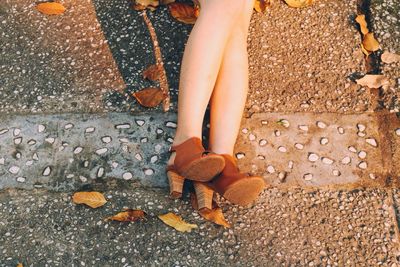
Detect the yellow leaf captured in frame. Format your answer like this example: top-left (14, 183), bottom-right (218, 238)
top-left (105, 209), bottom-right (146, 222)
top-left (190, 193), bottom-right (230, 228)
top-left (254, 0), bottom-right (271, 13)
top-left (360, 43), bottom-right (371, 57)
top-left (355, 14), bottom-right (369, 35)
top-left (381, 51), bottom-right (400, 64)
top-left (284, 0), bottom-right (313, 8)
top-left (158, 212), bottom-right (198, 232)
top-left (362, 32), bottom-right (380, 52)
top-left (356, 75), bottom-right (390, 89)
top-left (16, 263), bottom-right (23, 267)
top-left (36, 2), bottom-right (66, 15)
top-left (72, 191), bottom-right (107, 208)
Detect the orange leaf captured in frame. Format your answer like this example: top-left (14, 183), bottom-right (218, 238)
top-left (254, 0), bottom-right (271, 13)
top-left (168, 3), bottom-right (197, 24)
top-left (190, 193), bottom-right (231, 228)
top-left (132, 87), bottom-right (166, 108)
top-left (72, 191), bottom-right (107, 208)
top-left (143, 64), bottom-right (161, 81)
top-left (132, 0), bottom-right (158, 11)
top-left (284, 0), bottom-right (313, 8)
top-left (360, 43), bottom-right (371, 57)
top-left (158, 212), bottom-right (198, 232)
top-left (362, 32), bottom-right (380, 52)
top-left (105, 209), bottom-right (147, 222)
top-left (36, 2), bottom-right (66, 15)
top-left (355, 14), bottom-right (369, 35)
top-left (16, 263), bottom-right (23, 267)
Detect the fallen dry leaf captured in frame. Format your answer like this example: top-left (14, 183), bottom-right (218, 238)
top-left (284, 0), bottom-right (313, 8)
top-left (356, 74), bottom-right (390, 89)
top-left (168, 3), bottom-right (197, 24)
top-left (132, 87), bottom-right (166, 108)
top-left (72, 191), bottom-right (107, 208)
top-left (132, 0), bottom-right (159, 11)
top-left (142, 64), bottom-right (161, 81)
top-left (362, 32), bottom-right (380, 52)
top-left (158, 212), bottom-right (198, 232)
top-left (191, 193), bottom-right (231, 228)
top-left (355, 14), bottom-right (369, 35)
top-left (381, 51), bottom-right (400, 64)
top-left (361, 43), bottom-right (371, 57)
top-left (105, 209), bottom-right (147, 222)
top-left (36, 2), bottom-right (66, 15)
top-left (16, 263), bottom-right (23, 267)
top-left (254, 0), bottom-right (271, 13)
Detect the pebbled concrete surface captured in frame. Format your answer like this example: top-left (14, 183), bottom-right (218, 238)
top-left (1, 186), bottom-right (400, 266)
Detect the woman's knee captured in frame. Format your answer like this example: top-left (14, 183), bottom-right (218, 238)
top-left (198, 0), bottom-right (252, 21)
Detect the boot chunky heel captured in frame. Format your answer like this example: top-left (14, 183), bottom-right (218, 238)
top-left (165, 137), bottom-right (226, 198)
top-left (193, 181), bottom-right (214, 211)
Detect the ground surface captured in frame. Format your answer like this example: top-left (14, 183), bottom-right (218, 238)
top-left (1, 0), bottom-right (400, 265)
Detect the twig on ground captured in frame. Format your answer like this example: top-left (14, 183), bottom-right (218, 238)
top-left (141, 10), bottom-right (170, 112)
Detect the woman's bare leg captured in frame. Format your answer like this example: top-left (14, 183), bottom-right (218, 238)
top-left (208, 1), bottom-right (254, 155)
top-left (168, 0), bottom-right (249, 165)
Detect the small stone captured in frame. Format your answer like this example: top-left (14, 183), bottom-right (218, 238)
top-left (83, 161), bottom-right (89, 168)
top-left (267, 165), bottom-right (275, 174)
top-left (85, 127), bottom-right (95, 133)
top-left (150, 155), bottom-right (158, 163)
top-left (341, 156), bottom-right (351, 165)
top-left (298, 125), bottom-right (309, 131)
top-left (38, 124), bottom-right (46, 133)
top-left (111, 162), bottom-right (119, 168)
top-left (288, 161), bottom-right (294, 169)
top-left (166, 122), bottom-right (177, 128)
top-left (320, 137), bottom-right (329, 145)
top-left (45, 137), bottom-right (55, 144)
top-left (42, 166), bottom-right (51, 176)
top-left (0, 158), bottom-right (4, 165)
top-left (358, 151), bottom-right (367, 159)
top-left (316, 121), bottom-right (327, 129)
top-left (13, 128), bottom-right (21, 136)
top-left (337, 127), bottom-right (345, 134)
top-left (123, 172), bottom-right (133, 180)
top-left (303, 173), bottom-right (313, 181)
top-left (79, 176), bottom-right (88, 182)
top-left (14, 137), bottom-right (22, 145)
top-left (0, 129), bottom-right (9, 135)
top-left (73, 147), bottom-right (83, 154)
top-left (369, 173), bottom-right (376, 179)
top-left (95, 148), bottom-right (108, 155)
top-left (366, 138), bottom-right (378, 147)
top-left (261, 120), bottom-right (268, 125)
top-left (32, 153), bottom-right (39, 161)
top-left (25, 160), bottom-right (33, 166)
top-left (64, 123), bottom-right (74, 129)
top-left (396, 128), bottom-right (400, 136)
top-left (15, 152), bottom-right (21, 159)
top-left (358, 161), bottom-right (368, 169)
top-left (278, 146), bottom-right (287, 153)
top-left (27, 139), bottom-right (36, 145)
top-left (259, 139), bottom-right (268, 146)
top-left (332, 170), bottom-right (341, 176)
top-left (140, 137), bottom-right (148, 143)
top-left (101, 136), bottom-right (112, 143)
top-left (66, 174), bottom-right (74, 179)
top-left (119, 138), bottom-right (129, 143)
top-left (274, 130), bottom-right (281, 137)
top-left (135, 153), bottom-right (143, 161)
top-left (295, 143), bottom-right (304, 150)
top-left (9, 166), bottom-right (20, 174)
top-left (277, 119), bottom-right (290, 128)
top-left (115, 123), bottom-right (131, 129)
top-left (322, 157), bottom-right (334, 165)
top-left (242, 128), bottom-right (249, 134)
top-left (97, 167), bottom-right (104, 178)
top-left (248, 134), bottom-right (256, 141)
top-left (16, 177), bottom-right (26, 183)
top-left (357, 131), bottom-right (366, 137)
top-left (257, 155), bottom-right (265, 160)
top-left (236, 153), bottom-right (245, 159)
top-left (308, 153), bottom-right (319, 162)
top-left (135, 120), bottom-right (145, 126)
top-left (144, 169), bottom-right (154, 176)
top-left (278, 172), bottom-right (286, 182)
top-left (348, 146), bottom-right (357, 153)
top-left (156, 128), bottom-right (164, 134)
top-left (357, 123), bottom-right (366, 132)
